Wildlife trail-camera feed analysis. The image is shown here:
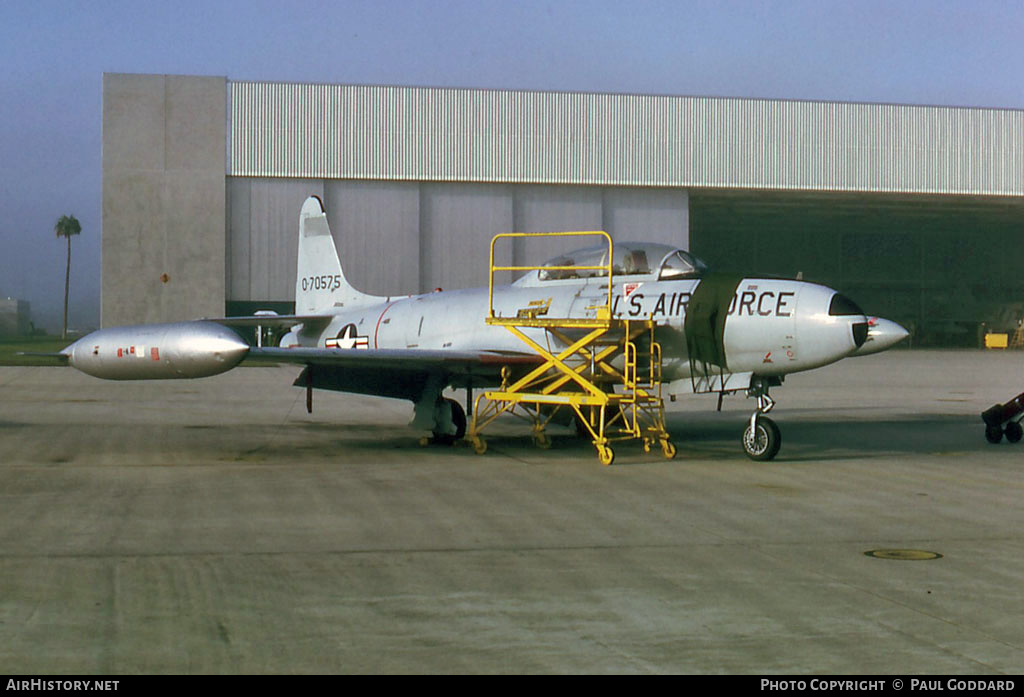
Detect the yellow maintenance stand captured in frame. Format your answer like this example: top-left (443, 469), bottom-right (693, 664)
top-left (466, 231), bottom-right (676, 466)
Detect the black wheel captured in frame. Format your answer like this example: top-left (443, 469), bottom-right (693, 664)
top-left (1005, 421), bottom-right (1022, 443)
top-left (985, 424), bottom-right (1005, 444)
top-left (742, 416), bottom-right (781, 461)
top-left (432, 397), bottom-right (467, 445)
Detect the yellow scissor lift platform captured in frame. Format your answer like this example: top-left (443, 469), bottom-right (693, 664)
top-left (466, 231), bottom-right (676, 465)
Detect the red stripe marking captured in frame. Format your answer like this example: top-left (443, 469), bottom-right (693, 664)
top-left (373, 302), bottom-right (398, 349)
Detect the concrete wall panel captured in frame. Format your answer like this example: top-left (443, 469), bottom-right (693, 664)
top-left (102, 74), bottom-right (226, 326)
top-left (101, 171), bottom-right (166, 325)
top-left (166, 75), bottom-right (228, 172)
top-left (102, 74), bottom-right (165, 172)
top-left (163, 170), bottom-right (227, 318)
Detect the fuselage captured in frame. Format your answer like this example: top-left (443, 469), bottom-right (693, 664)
top-left (281, 273), bottom-right (871, 383)
top-left (64, 228), bottom-right (906, 393)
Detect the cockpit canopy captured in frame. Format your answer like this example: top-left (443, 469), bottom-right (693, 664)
top-left (532, 242), bottom-right (708, 282)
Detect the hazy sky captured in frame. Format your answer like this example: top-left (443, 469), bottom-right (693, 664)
top-left (1, 0), bottom-right (1022, 332)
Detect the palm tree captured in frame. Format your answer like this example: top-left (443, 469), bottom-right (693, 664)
top-left (54, 214), bottom-right (81, 339)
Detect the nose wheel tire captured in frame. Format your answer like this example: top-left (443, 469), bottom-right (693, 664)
top-left (985, 424), bottom-right (1005, 444)
top-left (743, 416), bottom-right (781, 461)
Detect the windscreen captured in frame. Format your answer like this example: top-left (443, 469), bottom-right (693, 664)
top-left (658, 250), bottom-right (708, 280)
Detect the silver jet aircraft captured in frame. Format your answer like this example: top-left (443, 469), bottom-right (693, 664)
top-left (63, 196), bottom-right (908, 460)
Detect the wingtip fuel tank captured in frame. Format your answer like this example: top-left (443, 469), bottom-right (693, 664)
top-left (65, 321), bottom-right (249, 380)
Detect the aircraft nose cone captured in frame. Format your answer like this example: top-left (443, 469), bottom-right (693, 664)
top-left (60, 336), bottom-right (88, 368)
top-left (851, 317), bottom-right (909, 356)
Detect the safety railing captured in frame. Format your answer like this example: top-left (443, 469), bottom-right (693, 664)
top-left (487, 231), bottom-right (614, 323)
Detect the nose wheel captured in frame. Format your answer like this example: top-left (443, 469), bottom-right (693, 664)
top-left (743, 415), bottom-right (781, 461)
top-left (744, 378), bottom-right (781, 461)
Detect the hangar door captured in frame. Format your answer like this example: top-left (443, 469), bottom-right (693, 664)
top-left (689, 190), bottom-right (1024, 347)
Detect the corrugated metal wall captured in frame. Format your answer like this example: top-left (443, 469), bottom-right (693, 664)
top-left (230, 82), bottom-right (1024, 196)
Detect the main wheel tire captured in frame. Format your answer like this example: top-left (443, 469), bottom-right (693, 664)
top-left (1005, 421), bottom-right (1022, 443)
top-left (432, 398), bottom-right (467, 445)
top-left (743, 416), bottom-right (781, 461)
top-left (985, 424), bottom-right (1005, 444)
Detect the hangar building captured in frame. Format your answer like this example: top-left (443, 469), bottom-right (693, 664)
top-left (102, 73), bottom-right (1024, 345)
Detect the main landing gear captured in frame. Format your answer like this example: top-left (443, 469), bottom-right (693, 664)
top-left (421, 397), bottom-right (467, 446)
top-left (743, 377), bottom-right (781, 461)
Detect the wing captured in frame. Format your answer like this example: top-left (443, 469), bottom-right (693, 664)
top-left (246, 347), bottom-right (543, 401)
top-left (207, 314), bottom-right (333, 333)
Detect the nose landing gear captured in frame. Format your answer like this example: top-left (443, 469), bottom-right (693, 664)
top-left (743, 378), bottom-right (781, 461)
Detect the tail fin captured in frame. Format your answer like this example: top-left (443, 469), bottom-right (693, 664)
top-left (295, 196), bottom-right (380, 313)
